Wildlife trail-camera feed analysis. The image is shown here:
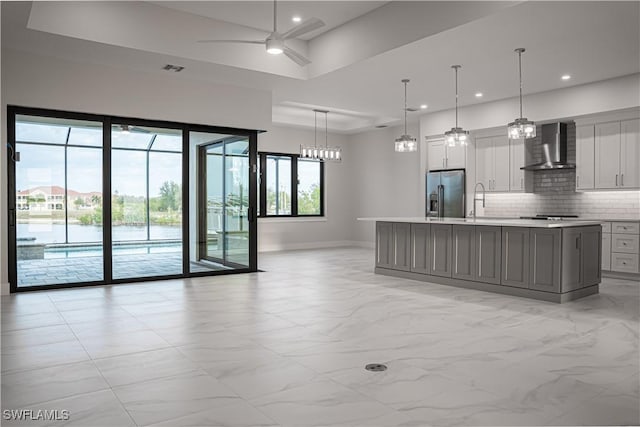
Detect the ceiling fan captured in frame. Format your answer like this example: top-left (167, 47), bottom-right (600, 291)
top-left (198, 0), bottom-right (324, 66)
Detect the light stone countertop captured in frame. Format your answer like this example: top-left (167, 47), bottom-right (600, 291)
top-left (576, 218), bottom-right (640, 222)
top-left (357, 217), bottom-right (604, 228)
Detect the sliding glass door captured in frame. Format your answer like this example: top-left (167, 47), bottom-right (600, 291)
top-left (190, 132), bottom-right (255, 272)
top-left (8, 107), bottom-right (258, 292)
top-left (111, 124), bottom-right (184, 280)
top-left (11, 115), bottom-right (104, 288)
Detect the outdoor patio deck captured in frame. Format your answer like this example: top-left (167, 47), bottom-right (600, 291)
top-left (17, 253), bottom-right (223, 288)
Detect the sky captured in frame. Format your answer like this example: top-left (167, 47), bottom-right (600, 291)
top-left (16, 143), bottom-right (182, 197)
top-left (15, 120), bottom-right (318, 200)
top-left (15, 121), bottom-right (182, 197)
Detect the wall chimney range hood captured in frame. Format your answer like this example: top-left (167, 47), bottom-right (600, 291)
top-left (521, 122), bottom-right (576, 171)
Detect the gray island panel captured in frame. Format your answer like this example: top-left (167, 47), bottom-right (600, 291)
top-left (369, 218), bottom-right (601, 303)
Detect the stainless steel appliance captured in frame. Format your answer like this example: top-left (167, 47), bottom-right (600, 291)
top-left (519, 214), bottom-right (579, 220)
top-left (426, 169), bottom-right (465, 218)
top-left (521, 122), bottom-right (576, 170)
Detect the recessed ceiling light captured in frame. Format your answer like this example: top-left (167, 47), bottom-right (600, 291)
top-left (292, 16), bottom-right (301, 22)
top-left (420, 104), bottom-right (428, 109)
top-left (561, 74), bottom-right (571, 80)
top-left (475, 92), bottom-right (483, 98)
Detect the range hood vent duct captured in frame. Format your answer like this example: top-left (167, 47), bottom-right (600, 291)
top-left (521, 122), bottom-right (576, 171)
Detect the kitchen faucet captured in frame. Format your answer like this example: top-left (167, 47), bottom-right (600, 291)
top-left (472, 182), bottom-right (486, 219)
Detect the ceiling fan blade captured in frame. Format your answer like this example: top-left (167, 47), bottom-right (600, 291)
top-left (281, 17), bottom-right (325, 40)
top-left (197, 39), bottom-right (265, 45)
top-left (283, 46), bottom-right (311, 66)
top-left (130, 126), bottom-right (151, 133)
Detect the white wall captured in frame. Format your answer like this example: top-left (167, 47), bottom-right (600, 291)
top-left (347, 123), bottom-right (421, 244)
top-left (0, 48), bottom-right (272, 294)
top-left (257, 125), bottom-right (353, 252)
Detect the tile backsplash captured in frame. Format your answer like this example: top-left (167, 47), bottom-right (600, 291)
top-left (483, 191), bottom-right (640, 219)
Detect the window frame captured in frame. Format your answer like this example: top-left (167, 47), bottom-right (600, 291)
top-left (258, 151), bottom-right (325, 218)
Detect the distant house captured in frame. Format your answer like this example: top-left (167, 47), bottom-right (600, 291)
top-left (16, 186), bottom-right (101, 211)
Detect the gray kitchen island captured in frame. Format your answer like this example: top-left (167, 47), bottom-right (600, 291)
top-left (358, 217), bottom-right (603, 303)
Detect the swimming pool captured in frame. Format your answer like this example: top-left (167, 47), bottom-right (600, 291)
top-left (44, 241), bottom-right (182, 259)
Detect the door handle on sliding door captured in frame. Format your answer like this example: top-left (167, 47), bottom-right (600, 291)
top-left (247, 207), bottom-right (256, 222)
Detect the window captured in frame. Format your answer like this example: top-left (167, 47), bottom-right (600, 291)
top-left (259, 152), bottom-right (324, 217)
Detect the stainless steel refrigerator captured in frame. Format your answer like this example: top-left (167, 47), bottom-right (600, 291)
top-left (426, 169), bottom-right (465, 218)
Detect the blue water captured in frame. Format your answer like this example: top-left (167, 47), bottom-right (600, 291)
top-left (45, 242), bottom-right (182, 259)
top-left (17, 223), bottom-right (181, 243)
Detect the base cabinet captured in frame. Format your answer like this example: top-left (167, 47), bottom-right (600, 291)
top-left (581, 227), bottom-right (602, 287)
top-left (602, 221), bottom-right (640, 274)
top-left (561, 228), bottom-right (584, 293)
top-left (475, 226), bottom-right (502, 284)
top-left (411, 224), bottom-right (430, 274)
top-left (376, 222), bottom-right (411, 271)
top-left (611, 253), bottom-right (639, 273)
top-left (452, 226), bottom-right (475, 280)
top-left (430, 224), bottom-right (452, 277)
top-left (501, 227), bottom-right (530, 288)
top-left (602, 233), bottom-right (611, 271)
top-left (376, 222), bottom-right (393, 269)
top-left (529, 229), bottom-right (562, 293)
top-left (561, 226), bottom-right (601, 292)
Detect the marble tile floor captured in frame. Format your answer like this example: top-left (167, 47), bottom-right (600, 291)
top-left (1, 246), bottom-right (638, 427)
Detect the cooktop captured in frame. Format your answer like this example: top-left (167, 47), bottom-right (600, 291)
top-left (519, 214), bottom-right (579, 221)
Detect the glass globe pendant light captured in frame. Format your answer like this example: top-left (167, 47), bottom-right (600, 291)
top-left (507, 48), bottom-right (536, 139)
top-left (394, 79), bottom-right (417, 152)
top-left (443, 65), bottom-right (469, 147)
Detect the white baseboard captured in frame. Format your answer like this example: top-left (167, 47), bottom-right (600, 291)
top-left (259, 240), bottom-right (373, 252)
top-left (351, 240), bottom-right (375, 249)
top-left (1, 282), bottom-right (10, 296)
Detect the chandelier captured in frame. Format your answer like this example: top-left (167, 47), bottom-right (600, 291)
top-left (300, 110), bottom-right (342, 162)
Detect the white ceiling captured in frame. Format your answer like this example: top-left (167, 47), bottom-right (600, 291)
top-left (150, 1), bottom-right (388, 40)
top-left (2, 1), bottom-right (639, 133)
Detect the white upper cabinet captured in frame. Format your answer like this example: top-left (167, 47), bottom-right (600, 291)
top-left (576, 124), bottom-right (595, 190)
top-left (475, 136), bottom-right (493, 190)
top-left (446, 143), bottom-right (466, 169)
top-left (620, 118), bottom-right (640, 189)
top-left (594, 121), bottom-right (621, 189)
top-left (475, 135), bottom-right (509, 192)
top-left (509, 138), bottom-right (525, 192)
top-left (427, 139), bottom-right (447, 171)
top-left (427, 138), bottom-right (465, 171)
top-left (493, 136), bottom-right (510, 192)
top-left (592, 119), bottom-right (640, 190)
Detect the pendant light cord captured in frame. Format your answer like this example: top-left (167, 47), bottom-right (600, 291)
top-left (455, 67), bottom-right (458, 128)
top-left (517, 48), bottom-right (524, 118)
top-left (404, 80), bottom-right (408, 135)
top-left (273, 0), bottom-right (277, 32)
top-left (314, 110), bottom-right (317, 148)
top-left (451, 65), bottom-right (461, 129)
top-left (325, 111), bottom-right (328, 148)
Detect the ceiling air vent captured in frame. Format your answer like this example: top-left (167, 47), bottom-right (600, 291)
top-left (375, 125), bottom-right (388, 129)
top-left (162, 64), bottom-right (185, 72)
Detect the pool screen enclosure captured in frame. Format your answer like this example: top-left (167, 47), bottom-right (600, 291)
top-left (6, 106), bottom-right (258, 292)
